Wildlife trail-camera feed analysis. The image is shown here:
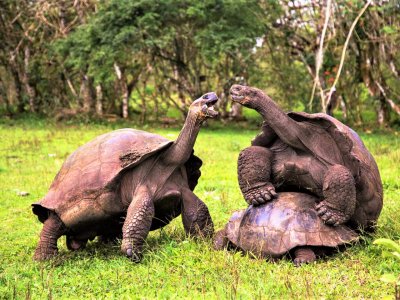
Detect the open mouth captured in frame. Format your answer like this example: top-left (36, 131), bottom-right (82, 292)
top-left (205, 104), bottom-right (218, 117)
top-left (230, 92), bottom-right (244, 102)
top-left (201, 92), bottom-right (219, 118)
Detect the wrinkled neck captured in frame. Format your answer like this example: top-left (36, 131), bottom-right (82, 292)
top-left (165, 111), bottom-right (201, 164)
top-left (142, 112), bottom-right (201, 196)
top-left (250, 93), bottom-right (302, 148)
top-left (251, 94), bottom-right (293, 133)
top-left (139, 112), bottom-right (201, 197)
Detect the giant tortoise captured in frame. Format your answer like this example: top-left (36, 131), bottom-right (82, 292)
top-left (214, 192), bottom-right (358, 266)
top-left (229, 85), bottom-right (382, 230)
top-left (33, 93), bottom-right (218, 261)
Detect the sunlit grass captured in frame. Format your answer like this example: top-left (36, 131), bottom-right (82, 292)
top-left (0, 118), bottom-right (399, 299)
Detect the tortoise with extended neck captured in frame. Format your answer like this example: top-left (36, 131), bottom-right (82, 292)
top-left (230, 85), bottom-right (382, 230)
top-left (33, 92), bottom-right (218, 262)
top-left (214, 192), bottom-right (359, 265)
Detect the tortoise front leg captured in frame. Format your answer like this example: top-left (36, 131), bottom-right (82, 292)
top-left (238, 146), bottom-right (277, 206)
top-left (121, 188), bottom-right (154, 262)
top-left (181, 188), bottom-right (213, 237)
top-left (316, 164), bottom-right (356, 226)
top-left (34, 212), bottom-right (66, 261)
top-left (293, 247), bottom-right (316, 266)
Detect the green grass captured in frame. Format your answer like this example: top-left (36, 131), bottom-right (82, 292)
top-left (0, 117), bottom-right (399, 299)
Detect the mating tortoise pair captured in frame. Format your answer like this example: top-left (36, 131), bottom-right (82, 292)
top-left (33, 86), bottom-right (383, 265)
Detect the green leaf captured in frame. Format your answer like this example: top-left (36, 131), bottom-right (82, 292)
top-left (373, 238), bottom-right (400, 253)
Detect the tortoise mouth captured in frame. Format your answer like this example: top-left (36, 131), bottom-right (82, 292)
top-left (230, 92), bottom-right (245, 103)
top-left (202, 103), bottom-right (219, 118)
top-left (200, 92), bottom-right (219, 118)
top-left (196, 92), bottom-right (219, 118)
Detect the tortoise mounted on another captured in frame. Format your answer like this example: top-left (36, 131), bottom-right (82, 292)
top-left (230, 85), bottom-right (383, 231)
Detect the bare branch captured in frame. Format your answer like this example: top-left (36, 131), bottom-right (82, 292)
top-left (326, 0), bottom-right (373, 107)
top-left (309, 0), bottom-right (332, 111)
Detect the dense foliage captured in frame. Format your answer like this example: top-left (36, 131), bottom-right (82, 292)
top-left (0, 0), bottom-right (399, 125)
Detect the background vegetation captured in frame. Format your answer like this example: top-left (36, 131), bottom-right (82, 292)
top-left (0, 0), bottom-right (399, 126)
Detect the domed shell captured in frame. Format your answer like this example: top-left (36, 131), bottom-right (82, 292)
top-left (32, 129), bottom-right (202, 227)
top-left (287, 112), bottom-right (380, 182)
top-left (225, 192), bottom-right (358, 257)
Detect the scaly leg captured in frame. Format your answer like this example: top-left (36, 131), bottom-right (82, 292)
top-left (181, 188), bottom-right (214, 237)
top-left (316, 164), bottom-right (356, 226)
top-left (293, 247), bottom-right (316, 266)
top-left (34, 212), bottom-right (66, 261)
top-left (238, 146), bottom-right (277, 206)
top-left (121, 187), bottom-right (154, 262)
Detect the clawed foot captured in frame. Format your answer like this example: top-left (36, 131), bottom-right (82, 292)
top-left (244, 183), bottom-right (277, 206)
top-left (315, 201), bottom-right (347, 226)
top-left (293, 254), bottom-right (316, 267)
top-left (121, 242), bottom-right (143, 263)
top-left (33, 247), bottom-right (58, 261)
top-left (293, 248), bottom-right (316, 267)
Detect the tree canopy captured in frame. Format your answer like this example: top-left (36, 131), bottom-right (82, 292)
top-left (0, 0), bottom-right (399, 126)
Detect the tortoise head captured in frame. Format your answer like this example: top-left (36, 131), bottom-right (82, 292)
top-left (189, 92), bottom-right (219, 122)
top-left (230, 84), bottom-right (264, 108)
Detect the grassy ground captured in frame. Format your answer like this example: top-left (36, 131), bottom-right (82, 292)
top-left (0, 117), bottom-right (399, 299)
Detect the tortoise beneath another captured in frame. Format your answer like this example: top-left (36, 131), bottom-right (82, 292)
top-left (213, 192), bottom-right (358, 266)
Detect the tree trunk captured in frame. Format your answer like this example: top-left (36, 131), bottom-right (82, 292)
top-left (325, 88), bottom-right (337, 117)
top-left (0, 76), bottom-right (11, 114)
top-left (9, 62), bottom-right (24, 113)
top-left (376, 81), bottom-right (400, 120)
top-left (377, 97), bottom-right (388, 126)
top-left (340, 96), bottom-right (347, 120)
top-left (114, 63), bottom-right (129, 119)
top-left (80, 73), bottom-right (94, 113)
top-left (59, 0), bottom-right (66, 35)
top-left (23, 46), bottom-right (36, 113)
top-left (95, 84), bottom-right (103, 116)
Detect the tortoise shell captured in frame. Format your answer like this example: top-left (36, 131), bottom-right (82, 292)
top-left (287, 112), bottom-right (380, 179)
top-left (225, 192), bottom-right (358, 257)
top-left (32, 129), bottom-right (202, 227)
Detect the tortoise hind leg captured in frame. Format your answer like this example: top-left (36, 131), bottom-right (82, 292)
top-left (293, 247), bottom-right (316, 267)
top-left (181, 188), bottom-right (214, 237)
top-left (316, 164), bottom-right (356, 226)
top-left (34, 212), bottom-right (66, 261)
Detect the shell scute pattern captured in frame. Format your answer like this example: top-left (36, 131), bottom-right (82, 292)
top-left (225, 192), bottom-right (358, 257)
